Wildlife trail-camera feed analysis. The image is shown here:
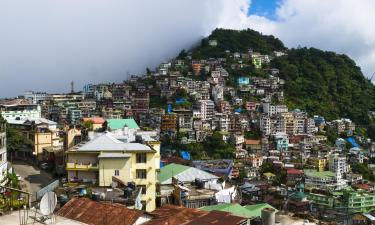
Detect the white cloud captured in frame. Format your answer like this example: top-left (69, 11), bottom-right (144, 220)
top-left (218, 0), bottom-right (375, 77)
top-left (0, 0), bottom-right (374, 97)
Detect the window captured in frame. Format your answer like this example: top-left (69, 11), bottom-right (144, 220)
top-left (114, 170), bottom-right (120, 176)
top-left (136, 153), bottom-right (147, 163)
top-left (136, 169), bottom-right (147, 179)
top-left (137, 185), bottom-right (147, 194)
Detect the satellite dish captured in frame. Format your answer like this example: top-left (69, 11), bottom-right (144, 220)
top-left (40, 191), bottom-right (57, 216)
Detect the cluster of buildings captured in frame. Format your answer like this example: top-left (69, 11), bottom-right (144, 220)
top-left (2, 39), bottom-right (375, 224)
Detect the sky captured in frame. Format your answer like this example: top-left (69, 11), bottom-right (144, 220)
top-left (0, 0), bottom-right (375, 97)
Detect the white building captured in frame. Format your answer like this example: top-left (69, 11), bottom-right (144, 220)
top-left (262, 102), bottom-right (288, 116)
top-left (0, 100), bottom-right (41, 120)
top-left (329, 153), bottom-right (349, 178)
top-left (212, 85), bottom-right (224, 103)
top-left (195, 100), bottom-right (215, 121)
top-left (23, 91), bottom-right (48, 104)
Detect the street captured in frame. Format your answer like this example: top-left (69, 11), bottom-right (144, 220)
top-left (10, 160), bottom-right (54, 201)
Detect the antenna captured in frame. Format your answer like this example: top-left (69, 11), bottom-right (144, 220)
top-left (40, 191), bottom-right (57, 216)
top-left (370, 72), bottom-right (375, 82)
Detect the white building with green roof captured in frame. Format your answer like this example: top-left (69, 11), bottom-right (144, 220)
top-left (304, 169), bottom-right (347, 190)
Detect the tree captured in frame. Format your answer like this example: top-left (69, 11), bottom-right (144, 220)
top-left (83, 120), bottom-right (94, 131)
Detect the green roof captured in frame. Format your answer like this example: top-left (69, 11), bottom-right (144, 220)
top-left (200, 203), bottom-right (254, 218)
top-left (304, 169), bottom-right (335, 178)
top-left (158, 163), bottom-right (190, 184)
top-left (107, 119), bottom-right (140, 130)
top-left (244, 203), bottom-right (278, 218)
top-left (263, 172), bottom-right (276, 177)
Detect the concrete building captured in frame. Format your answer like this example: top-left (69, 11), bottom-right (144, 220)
top-left (23, 91), bottom-right (48, 104)
top-left (66, 131), bottom-right (160, 212)
top-left (195, 100), bottom-right (215, 121)
top-left (329, 153), bottom-right (349, 178)
top-left (0, 99), bottom-right (41, 120)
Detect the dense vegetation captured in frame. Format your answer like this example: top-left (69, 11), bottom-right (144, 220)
top-left (272, 48), bottom-right (375, 138)
top-left (191, 28), bottom-right (285, 59)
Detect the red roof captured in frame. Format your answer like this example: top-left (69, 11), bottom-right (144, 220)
top-left (245, 139), bottom-right (261, 145)
top-left (57, 198), bottom-right (143, 225)
top-left (82, 117), bottom-right (105, 124)
top-left (353, 183), bottom-right (373, 191)
top-left (287, 168), bottom-right (304, 175)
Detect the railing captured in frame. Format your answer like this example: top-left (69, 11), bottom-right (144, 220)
top-left (66, 162), bottom-right (99, 170)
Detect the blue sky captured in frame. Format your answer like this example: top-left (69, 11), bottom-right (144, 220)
top-left (248, 0), bottom-right (279, 20)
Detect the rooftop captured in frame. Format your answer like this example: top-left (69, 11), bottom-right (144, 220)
top-left (107, 118), bottom-right (140, 130)
top-left (73, 132), bottom-right (152, 152)
top-left (159, 163), bottom-right (218, 185)
top-left (57, 197), bottom-right (143, 225)
top-left (304, 170), bottom-right (335, 178)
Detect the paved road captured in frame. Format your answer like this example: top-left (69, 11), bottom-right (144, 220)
top-left (11, 160), bottom-right (54, 201)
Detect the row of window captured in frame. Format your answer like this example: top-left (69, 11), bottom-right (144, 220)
top-left (114, 169), bottom-right (148, 179)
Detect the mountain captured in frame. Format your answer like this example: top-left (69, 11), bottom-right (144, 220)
top-left (191, 28), bottom-right (286, 59)
top-left (189, 28), bottom-right (375, 138)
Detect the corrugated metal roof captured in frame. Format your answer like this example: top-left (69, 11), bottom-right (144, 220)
top-left (75, 132), bottom-right (152, 152)
top-left (143, 204), bottom-right (208, 225)
top-left (184, 211), bottom-right (247, 225)
top-left (200, 203), bottom-right (254, 218)
top-left (159, 163), bottom-right (218, 185)
top-left (57, 197), bottom-right (143, 225)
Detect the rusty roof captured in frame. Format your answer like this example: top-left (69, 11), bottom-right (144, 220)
top-left (245, 139), bottom-right (261, 145)
top-left (143, 204), bottom-right (208, 225)
top-left (184, 211), bottom-right (247, 225)
top-left (56, 197), bottom-right (143, 225)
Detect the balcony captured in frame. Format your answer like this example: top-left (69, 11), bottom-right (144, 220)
top-left (66, 162), bottom-right (99, 171)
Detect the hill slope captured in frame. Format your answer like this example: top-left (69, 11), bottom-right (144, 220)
top-left (190, 29), bottom-right (375, 138)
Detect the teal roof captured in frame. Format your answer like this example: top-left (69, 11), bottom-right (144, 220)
top-left (107, 119), bottom-right (139, 130)
top-left (244, 203), bottom-right (278, 218)
top-left (201, 203), bottom-right (254, 218)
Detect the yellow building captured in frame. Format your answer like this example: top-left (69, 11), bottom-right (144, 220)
top-left (316, 158), bottom-right (327, 172)
top-left (66, 132), bottom-right (160, 212)
top-left (7, 118), bottom-right (61, 161)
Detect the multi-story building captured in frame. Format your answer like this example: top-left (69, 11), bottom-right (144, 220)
top-left (66, 131), bottom-right (160, 212)
top-left (131, 90), bottom-right (150, 117)
top-left (262, 102), bottom-right (288, 116)
top-left (304, 169), bottom-right (347, 190)
top-left (0, 99), bottom-right (41, 120)
top-left (195, 100), bottom-right (215, 121)
top-left (329, 153), bottom-right (349, 178)
top-left (7, 117), bottom-right (61, 161)
top-left (0, 118), bottom-right (8, 185)
top-left (161, 114), bottom-right (177, 132)
top-left (173, 109), bottom-right (193, 130)
top-left (23, 91), bottom-right (48, 104)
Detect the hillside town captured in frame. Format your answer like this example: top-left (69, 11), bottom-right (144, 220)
top-left (1, 38), bottom-right (375, 225)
